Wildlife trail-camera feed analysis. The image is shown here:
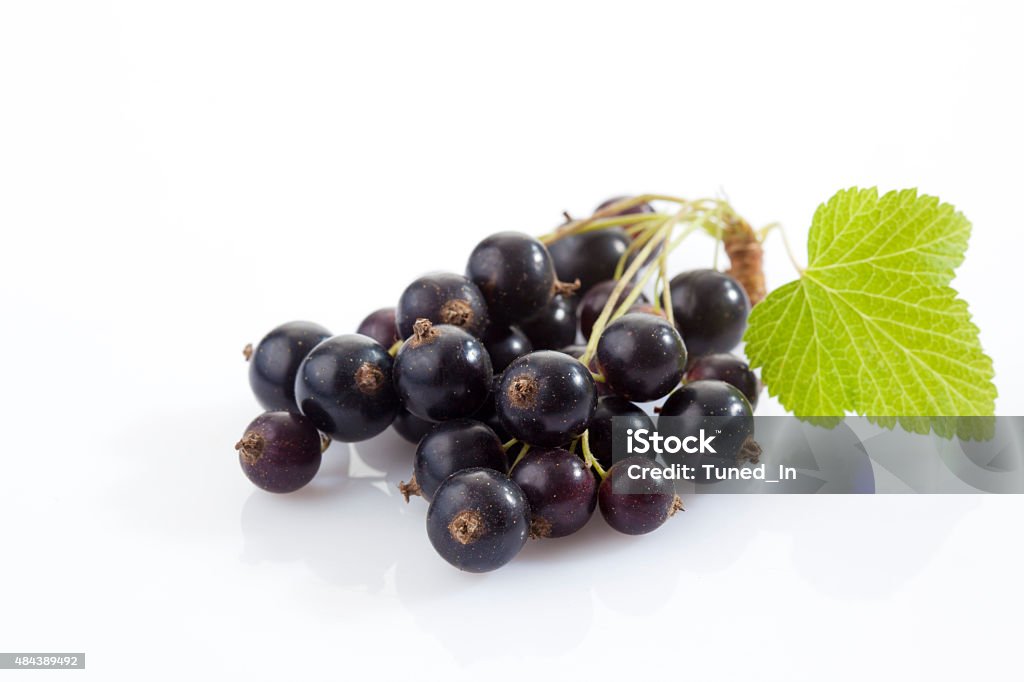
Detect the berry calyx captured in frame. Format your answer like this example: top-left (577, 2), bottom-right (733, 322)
top-left (397, 272), bottom-right (489, 338)
top-left (236, 411), bottom-right (322, 493)
top-left (294, 334), bottom-right (399, 442)
top-left (394, 320), bottom-right (493, 421)
top-left (426, 468), bottom-right (530, 572)
top-left (496, 351), bottom-right (597, 446)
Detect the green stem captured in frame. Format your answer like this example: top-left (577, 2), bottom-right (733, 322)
top-left (661, 247), bottom-right (674, 327)
top-left (580, 430), bottom-right (608, 479)
top-left (580, 224), bottom-right (672, 366)
top-left (539, 213), bottom-right (664, 244)
top-left (614, 218), bottom-right (665, 279)
top-left (610, 257), bottom-right (663, 319)
top-left (574, 213), bottom-right (665, 233)
top-left (655, 232), bottom-right (669, 318)
top-left (761, 221), bottom-right (804, 275)
top-left (510, 443), bottom-right (531, 470)
top-left (538, 192), bottom-right (708, 245)
top-left (656, 224), bottom-right (704, 328)
top-left (502, 438), bottom-right (519, 452)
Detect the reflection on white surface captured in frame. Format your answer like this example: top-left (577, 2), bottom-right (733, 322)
top-left (3, 1), bottom-right (1023, 675)
top-left (233, 425), bottom-right (985, 663)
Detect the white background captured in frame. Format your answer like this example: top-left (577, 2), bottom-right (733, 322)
top-left (1, 1), bottom-right (1022, 680)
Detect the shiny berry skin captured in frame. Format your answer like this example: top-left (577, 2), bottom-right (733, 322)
top-left (496, 351), bottom-right (597, 447)
top-left (598, 196), bottom-right (659, 262)
top-left (659, 379), bottom-right (754, 480)
top-left (628, 302), bottom-right (668, 319)
top-left (392, 407), bottom-right (434, 444)
top-left (482, 411), bottom-right (513, 443)
top-left (356, 308), bottom-right (399, 349)
top-left (548, 229), bottom-right (629, 295)
top-left (426, 468), bottom-right (530, 572)
top-left (396, 272), bottom-right (489, 339)
top-left (669, 269), bottom-right (751, 356)
top-left (247, 321), bottom-right (331, 412)
top-left (595, 195), bottom-right (656, 219)
top-left (685, 353), bottom-right (760, 410)
top-left (472, 392), bottom-right (513, 442)
top-left (411, 419), bottom-right (508, 501)
top-left (519, 294), bottom-right (578, 350)
top-left (393, 320), bottom-right (493, 422)
top-left (588, 396), bottom-right (656, 470)
top-left (482, 325), bottom-right (533, 373)
top-left (596, 312), bottom-right (687, 402)
top-left (295, 334), bottom-right (399, 442)
top-left (599, 456), bottom-right (681, 535)
top-left (559, 344), bottom-right (587, 357)
top-left (559, 345), bottom-right (613, 397)
top-left (578, 280), bottom-right (647, 339)
top-left (235, 411), bottom-right (322, 493)
top-left (466, 231), bottom-right (557, 323)
top-left (510, 448), bottom-right (597, 538)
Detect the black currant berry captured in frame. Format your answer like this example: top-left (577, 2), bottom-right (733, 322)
top-left (669, 269), bottom-right (751, 356)
top-left (474, 394), bottom-right (512, 442)
top-left (426, 468), bottom-right (530, 572)
top-left (578, 280), bottom-right (647, 339)
top-left (246, 321), bottom-right (331, 412)
top-left (595, 197), bottom-right (661, 265)
top-left (659, 379), bottom-right (755, 481)
top-left (496, 351), bottom-right (597, 447)
top-left (588, 396), bottom-right (656, 470)
top-left (485, 413), bottom-right (512, 442)
top-left (466, 232), bottom-right (558, 323)
top-left (393, 320), bottom-right (493, 422)
top-left (548, 229), bottom-right (629, 295)
top-left (686, 353), bottom-right (760, 410)
top-left (559, 344), bottom-right (587, 357)
top-left (392, 407), bottom-right (434, 445)
top-left (598, 456), bottom-right (682, 535)
top-left (595, 195), bottom-right (655, 219)
top-left (596, 312), bottom-right (687, 402)
top-left (510, 448), bottom-right (597, 538)
top-left (401, 419), bottom-right (507, 502)
top-left (396, 272), bottom-right (489, 339)
top-left (559, 345), bottom-right (613, 397)
top-left (628, 302), bottom-right (668, 319)
top-left (519, 294), bottom-right (578, 350)
top-left (294, 334), bottom-right (399, 442)
top-left (482, 325), bottom-right (533, 374)
top-left (356, 308), bottom-right (399, 349)
top-left (235, 411), bottom-right (322, 493)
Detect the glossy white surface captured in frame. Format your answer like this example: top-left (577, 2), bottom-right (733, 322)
top-left (1, 1), bottom-right (1022, 679)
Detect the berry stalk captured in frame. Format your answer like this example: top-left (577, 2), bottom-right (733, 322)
top-left (579, 430), bottom-right (608, 479)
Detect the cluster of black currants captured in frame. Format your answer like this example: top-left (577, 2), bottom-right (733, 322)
top-left (235, 196), bottom-right (763, 572)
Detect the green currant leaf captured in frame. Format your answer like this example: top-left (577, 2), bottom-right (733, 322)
top-left (744, 188), bottom-right (996, 434)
